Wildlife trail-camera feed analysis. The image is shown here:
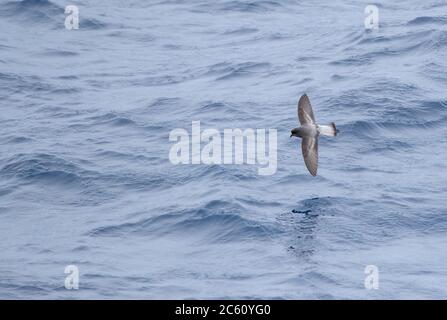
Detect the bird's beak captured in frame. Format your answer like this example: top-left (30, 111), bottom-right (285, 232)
top-left (290, 134), bottom-right (293, 138)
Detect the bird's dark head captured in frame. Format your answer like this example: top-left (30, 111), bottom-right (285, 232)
top-left (290, 128), bottom-right (300, 138)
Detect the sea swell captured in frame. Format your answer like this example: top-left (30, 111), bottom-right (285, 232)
top-left (1, 0), bottom-right (447, 299)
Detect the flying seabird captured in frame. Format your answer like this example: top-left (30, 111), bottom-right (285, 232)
top-left (290, 94), bottom-right (338, 176)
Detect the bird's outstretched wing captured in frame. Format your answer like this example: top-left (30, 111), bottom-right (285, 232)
top-left (298, 94), bottom-right (316, 125)
top-left (301, 137), bottom-right (318, 176)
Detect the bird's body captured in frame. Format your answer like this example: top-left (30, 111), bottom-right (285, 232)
top-left (290, 94), bottom-right (338, 176)
top-left (292, 124), bottom-right (318, 138)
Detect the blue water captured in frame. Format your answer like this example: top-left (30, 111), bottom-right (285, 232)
top-left (1, 0), bottom-right (447, 299)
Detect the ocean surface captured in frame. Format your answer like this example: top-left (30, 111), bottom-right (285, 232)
top-left (1, 0), bottom-right (447, 299)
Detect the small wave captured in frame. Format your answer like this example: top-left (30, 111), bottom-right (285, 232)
top-left (422, 62), bottom-right (447, 83)
top-left (58, 75), bottom-right (79, 81)
top-left (40, 49), bottom-right (79, 57)
top-left (1, 0), bottom-right (63, 26)
top-left (90, 200), bottom-right (280, 243)
top-left (85, 112), bottom-right (139, 128)
top-left (0, 153), bottom-right (89, 185)
top-left (130, 74), bottom-right (190, 87)
top-left (80, 18), bottom-right (107, 30)
top-left (206, 61), bottom-right (271, 81)
top-left (0, 281), bottom-right (52, 299)
top-left (222, 0), bottom-right (282, 12)
top-left (222, 27), bottom-right (258, 36)
top-left (333, 29), bottom-right (445, 66)
top-left (96, 168), bottom-right (183, 192)
top-left (198, 101), bottom-right (229, 112)
top-left (186, 163), bottom-right (261, 182)
top-left (1, 0), bottom-right (106, 30)
top-left (0, 73), bottom-right (53, 95)
top-left (342, 114), bottom-right (446, 138)
top-left (162, 43), bottom-right (183, 50)
top-left (342, 121), bottom-right (381, 136)
top-left (330, 74), bottom-right (347, 81)
top-left (190, 101), bottom-right (262, 122)
top-left (358, 140), bottom-right (412, 155)
top-left (380, 100), bottom-right (447, 128)
top-left (330, 43), bottom-right (423, 66)
top-left (0, 135), bottom-right (34, 144)
top-left (71, 245), bottom-right (89, 252)
top-left (94, 149), bottom-right (162, 166)
top-left (194, 101), bottom-right (253, 118)
top-left (49, 88), bottom-right (81, 95)
top-left (193, 0), bottom-right (284, 13)
top-left (407, 16), bottom-right (447, 25)
top-left (36, 105), bottom-right (91, 118)
top-left (356, 29), bottom-right (433, 46)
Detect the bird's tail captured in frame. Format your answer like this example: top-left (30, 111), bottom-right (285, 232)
top-left (318, 122), bottom-right (338, 136)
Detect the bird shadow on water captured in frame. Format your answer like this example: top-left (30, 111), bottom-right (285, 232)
top-left (277, 197), bottom-right (334, 259)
